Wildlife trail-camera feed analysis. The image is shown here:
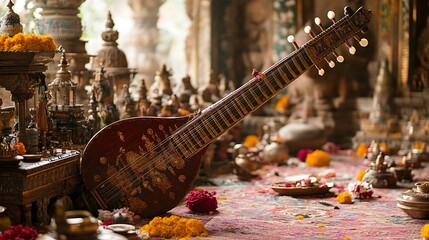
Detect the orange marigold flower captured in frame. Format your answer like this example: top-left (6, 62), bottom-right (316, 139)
top-left (180, 109), bottom-right (191, 116)
top-left (305, 150), bottom-right (331, 167)
top-left (275, 95), bottom-right (288, 113)
top-left (355, 143), bottom-right (368, 157)
top-left (337, 192), bottom-right (353, 204)
top-left (414, 141), bottom-right (426, 150)
top-left (0, 33), bottom-right (57, 52)
top-left (243, 135), bottom-right (259, 148)
top-left (139, 215), bottom-right (207, 239)
top-left (343, 237), bottom-right (351, 240)
top-left (421, 224), bottom-right (429, 239)
top-left (356, 169), bottom-right (366, 181)
top-left (15, 142), bottom-right (26, 155)
top-left (379, 143), bottom-right (389, 154)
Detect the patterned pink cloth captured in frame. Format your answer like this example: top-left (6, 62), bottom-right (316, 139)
top-left (169, 154), bottom-right (429, 239)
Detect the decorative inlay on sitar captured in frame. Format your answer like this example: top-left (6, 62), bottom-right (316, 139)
top-left (81, 6), bottom-right (372, 218)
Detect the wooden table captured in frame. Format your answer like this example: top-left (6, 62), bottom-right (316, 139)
top-left (0, 150), bottom-right (82, 227)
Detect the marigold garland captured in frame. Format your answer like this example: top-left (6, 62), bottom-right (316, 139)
top-left (336, 192), bottom-right (353, 204)
top-left (305, 150), bottom-right (331, 167)
top-left (139, 215), bottom-right (208, 239)
top-left (0, 33), bottom-right (57, 52)
top-left (421, 224), bottom-right (429, 239)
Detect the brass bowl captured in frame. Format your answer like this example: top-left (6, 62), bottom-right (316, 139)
top-left (396, 203), bottom-right (429, 219)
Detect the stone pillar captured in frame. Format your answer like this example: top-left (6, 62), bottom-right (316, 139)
top-left (127, 0), bottom-right (164, 82)
top-left (33, 0), bottom-right (90, 100)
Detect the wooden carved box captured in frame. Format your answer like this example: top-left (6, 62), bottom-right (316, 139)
top-left (0, 150), bottom-right (81, 227)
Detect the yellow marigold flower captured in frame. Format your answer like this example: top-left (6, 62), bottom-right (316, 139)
top-left (356, 169), bottom-right (366, 181)
top-left (317, 223), bottom-right (324, 228)
top-left (379, 143), bottom-right (389, 154)
top-left (275, 95), bottom-right (288, 112)
top-left (337, 192), bottom-right (353, 204)
top-left (305, 150), bottom-right (331, 167)
top-left (355, 143), bottom-right (368, 157)
top-left (140, 215), bottom-right (207, 239)
top-left (296, 215), bottom-right (304, 220)
top-left (243, 135), bottom-right (259, 148)
top-left (421, 224), bottom-right (429, 239)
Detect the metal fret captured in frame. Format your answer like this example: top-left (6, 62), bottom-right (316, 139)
top-left (238, 94), bottom-right (253, 112)
top-left (271, 73), bottom-right (284, 90)
top-left (184, 134), bottom-right (198, 152)
top-left (242, 92), bottom-right (258, 109)
top-left (278, 67), bottom-right (292, 84)
top-left (194, 122), bottom-right (211, 144)
top-left (264, 76), bottom-right (277, 93)
top-left (284, 62), bottom-right (297, 78)
top-left (296, 51), bottom-right (309, 69)
top-left (171, 136), bottom-right (189, 158)
top-left (292, 58), bottom-right (303, 73)
top-left (248, 87), bottom-right (263, 104)
top-left (188, 129), bottom-right (204, 147)
top-left (200, 121), bottom-right (216, 139)
top-left (256, 83), bottom-right (270, 99)
top-left (218, 110), bottom-right (234, 125)
top-left (288, 59), bottom-right (301, 76)
top-left (251, 86), bottom-right (267, 103)
top-left (208, 114), bottom-right (224, 133)
top-left (177, 133), bottom-right (197, 153)
top-left (226, 103), bottom-right (241, 120)
top-left (231, 99), bottom-right (247, 116)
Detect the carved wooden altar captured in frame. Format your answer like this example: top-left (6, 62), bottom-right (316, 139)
top-left (0, 150), bottom-right (81, 227)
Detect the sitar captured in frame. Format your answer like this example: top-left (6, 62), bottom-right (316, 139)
top-left (80, 6), bottom-right (372, 218)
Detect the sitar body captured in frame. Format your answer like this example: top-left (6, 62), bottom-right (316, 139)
top-left (80, 116), bottom-right (208, 217)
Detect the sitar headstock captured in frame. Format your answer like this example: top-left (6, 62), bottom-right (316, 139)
top-left (287, 6), bottom-right (372, 76)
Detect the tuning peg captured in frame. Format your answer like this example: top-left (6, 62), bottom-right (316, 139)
top-left (315, 65), bottom-right (325, 76)
top-left (344, 41), bottom-right (356, 55)
top-left (314, 17), bottom-right (324, 30)
top-left (287, 35), bottom-right (299, 50)
top-left (354, 35), bottom-right (369, 47)
top-left (327, 11), bottom-right (336, 23)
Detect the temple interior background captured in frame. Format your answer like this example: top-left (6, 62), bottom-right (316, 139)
top-left (0, 0), bottom-right (429, 239)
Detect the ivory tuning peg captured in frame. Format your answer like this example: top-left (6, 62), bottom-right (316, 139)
top-left (287, 35), bottom-right (299, 50)
top-left (354, 35), bottom-right (369, 47)
top-left (327, 11), bottom-right (336, 23)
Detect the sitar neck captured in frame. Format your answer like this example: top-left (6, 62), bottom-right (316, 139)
top-left (171, 6), bottom-right (371, 159)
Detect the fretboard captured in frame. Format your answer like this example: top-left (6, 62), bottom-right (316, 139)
top-left (171, 6), bottom-right (371, 159)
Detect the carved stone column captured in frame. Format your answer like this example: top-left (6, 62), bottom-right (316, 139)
top-left (128, 0), bottom-right (164, 81)
top-left (33, 0), bottom-right (90, 99)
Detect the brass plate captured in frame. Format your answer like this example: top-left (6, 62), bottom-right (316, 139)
top-left (271, 183), bottom-right (333, 196)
